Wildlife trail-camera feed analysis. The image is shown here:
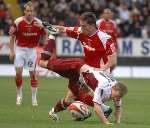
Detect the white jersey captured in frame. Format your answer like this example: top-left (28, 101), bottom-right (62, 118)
top-left (87, 68), bottom-right (121, 106)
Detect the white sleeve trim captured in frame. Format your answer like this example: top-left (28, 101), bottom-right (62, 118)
top-left (97, 30), bottom-right (111, 48)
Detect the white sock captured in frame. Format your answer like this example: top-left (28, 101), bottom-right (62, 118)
top-left (31, 87), bottom-right (37, 101)
top-left (101, 104), bottom-right (110, 113)
top-left (17, 86), bottom-right (22, 98)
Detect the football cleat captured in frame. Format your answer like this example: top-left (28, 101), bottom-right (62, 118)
top-left (104, 107), bottom-right (112, 118)
top-left (48, 108), bottom-right (60, 121)
top-left (16, 96), bottom-right (22, 106)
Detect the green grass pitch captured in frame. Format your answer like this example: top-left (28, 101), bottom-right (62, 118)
top-left (0, 77), bottom-right (150, 128)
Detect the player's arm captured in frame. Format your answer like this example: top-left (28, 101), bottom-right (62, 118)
top-left (93, 87), bottom-right (112, 124)
top-left (42, 22), bottom-right (81, 39)
top-left (94, 102), bottom-right (111, 124)
top-left (100, 38), bottom-right (117, 71)
top-left (8, 25), bottom-right (16, 61)
top-left (100, 52), bottom-right (117, 71)
top-left (9, 36), bottom-right (15, 61)
top-left (114, 99), bottom-right (122, 124)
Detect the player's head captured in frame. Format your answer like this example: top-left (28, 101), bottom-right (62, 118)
top-left (111, 82), bottom-right (128, 99)
top-left (102, 8), bottom-right (113, 20)
top-left (24, 1), bottom-right (34, 20)
top-left (80, 12), bottom-right (97, 35)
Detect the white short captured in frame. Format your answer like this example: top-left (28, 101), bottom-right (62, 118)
top-left (14, 46), bottom-right (37, 71)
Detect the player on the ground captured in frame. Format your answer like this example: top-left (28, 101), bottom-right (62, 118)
top-left (39, 56), bottom-right (127, 124)
top-left (43, 12), bottom-right (117, 72)
top-left (8, 1), bottom-right (47, 106)
top-left (39, 56), bottom-right (113, 121)
top-left (79, 67), bottom-right (128, 124)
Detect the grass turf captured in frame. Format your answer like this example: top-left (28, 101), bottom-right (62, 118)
top-left (0, 77), bottom-right (150, 128)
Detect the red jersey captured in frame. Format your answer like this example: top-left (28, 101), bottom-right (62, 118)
top-left (96, 19), bottom-right (118, 48)
top-left (66, 27), bottom-right (116, 68)
top-left (9, 16), bottom-right (45, 48)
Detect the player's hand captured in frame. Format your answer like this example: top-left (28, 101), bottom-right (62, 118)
top-left (9, 50), bottom-right (15, 62)
top-left (106, 122), bottom-right (113, 125)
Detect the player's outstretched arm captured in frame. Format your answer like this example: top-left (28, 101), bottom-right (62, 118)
top-left (114, 104), bottom-right (122, 124)
top-left (42, 21), bottom-right (66, 33)
top-left (94, 103), bottom-right (112, 124)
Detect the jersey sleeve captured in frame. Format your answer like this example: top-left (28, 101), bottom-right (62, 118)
top-left (9, 23), bottom-right (17, 36)
top-left (93, 87), bottom-right (103, 105)
top-left (66, 27), bottom-right (81, 39)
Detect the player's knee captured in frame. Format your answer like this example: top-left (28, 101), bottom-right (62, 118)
top-left (39, 60), bottom-right (48, 68)
top-left (16, 72), bottom-right (22, 79)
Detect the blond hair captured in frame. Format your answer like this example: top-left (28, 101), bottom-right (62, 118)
top-left (114, 82), bottom-right (128, 97)
top-left (24, 1), bottom-right (34, 10)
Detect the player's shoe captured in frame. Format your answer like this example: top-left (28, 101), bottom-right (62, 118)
top-left (48, 108), bottom-right (60, 121)
top-left (104, 107), bottom-right (112, 118)
top-left (32, 99), bottom-right (38, 106)
top-left (16, 96), bottom-right (22, 106)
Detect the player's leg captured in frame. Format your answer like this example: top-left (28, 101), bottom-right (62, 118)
top-left (49, 89), bottom-right (75, 121)
top-left (15, 67), bottom-right (23, 105)
top-left (14, 47), bottom-right (25, 106)
top-left (27, 48), bottom-right (38, 106)
top-left (29, 70), bottom-right (38, 106)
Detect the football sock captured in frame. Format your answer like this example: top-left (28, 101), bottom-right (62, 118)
top-left (15, 77), bottom-right (23, 97)
top-left (31, 87), bottom-right (37, 101)
top-left (30, 79), bottom-right (38, 101)
top-left (53, 99), bottom-right (70, 113)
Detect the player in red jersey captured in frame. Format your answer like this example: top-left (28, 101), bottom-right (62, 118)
top-left (44, 12), bottom-right (117, 72)
top-left (39, 39), bottom-right (113, 121)
top-left (96, 9), bottom-right (118, 50)
top-left (40, 54), bottom-right (126, 124)
top-left (8, 1), bottom-right (47, 106)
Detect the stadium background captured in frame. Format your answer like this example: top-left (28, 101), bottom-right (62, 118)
top-left (0, 0), bottom-right (150, 128)
top-left (0, 0), bottom-right (150, 77)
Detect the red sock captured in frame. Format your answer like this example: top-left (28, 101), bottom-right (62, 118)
top-left (30, 79), bottom-right (38, 87)
top-left (54, 99), bottom-right (70, 113)
top-left (15, 77), bottom-right (22, 88)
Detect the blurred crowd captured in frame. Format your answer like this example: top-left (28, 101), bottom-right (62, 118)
top-left (0, 0), bottom-right (150, 38)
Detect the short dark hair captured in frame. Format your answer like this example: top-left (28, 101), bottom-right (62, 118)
top-left (80, 12), bottom-right (96, 26)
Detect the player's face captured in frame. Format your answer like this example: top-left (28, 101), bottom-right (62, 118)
top-left (111, 89), bottom-right (121, 100)
top-left (103, 11), bottom-right (112, 20)
top-left (24, 6), bottom-right (34, 20)
top-left (80, 20), bottom-right (91, 35)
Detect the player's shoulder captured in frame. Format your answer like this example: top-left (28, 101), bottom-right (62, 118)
top-left (14, 16), bottom-right (24, 25)
top-left (34, 17), bottom-right (42, 24)
top-left (110, 19), bottom-right (117, 26)
top-left (97, 30), bottom-right (111, 44)
top-left (96, 18), bottom-right (105, 25)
